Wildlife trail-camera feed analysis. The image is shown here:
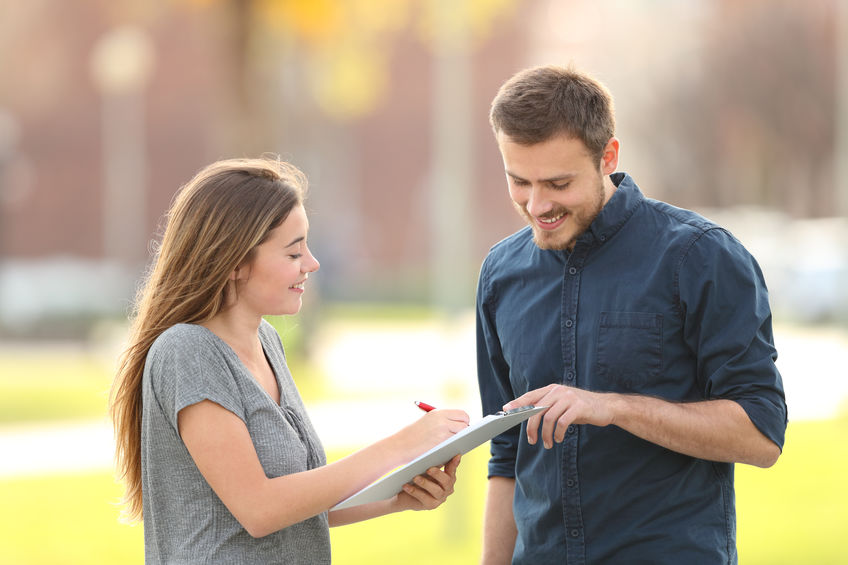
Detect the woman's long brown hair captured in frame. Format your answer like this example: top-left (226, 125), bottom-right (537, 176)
top-left (109, 157), bottom-right (305, 521)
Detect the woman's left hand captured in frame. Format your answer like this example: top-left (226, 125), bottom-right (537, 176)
top-left (397, 455), bottom-right (461, 511)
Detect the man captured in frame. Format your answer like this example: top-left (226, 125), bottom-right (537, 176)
top-left (475, 65), bottom-right (787, 564)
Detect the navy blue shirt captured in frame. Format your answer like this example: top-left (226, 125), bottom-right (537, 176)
top-left (476, 173), bottom-right (787, 564)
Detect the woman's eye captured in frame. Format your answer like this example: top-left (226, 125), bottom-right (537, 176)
top-left (289, 254), bottom-right (302, 260)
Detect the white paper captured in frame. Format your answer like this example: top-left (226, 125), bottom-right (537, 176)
top-left (331, 406), bottom-right (546, 510)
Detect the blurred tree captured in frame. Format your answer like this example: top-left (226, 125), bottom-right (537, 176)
top-left (175, 0), bottom-right (520, 315)
top-left (638, 0), bottom-right (836, 218)
top-left (178, 0), bottom-right (518, 152)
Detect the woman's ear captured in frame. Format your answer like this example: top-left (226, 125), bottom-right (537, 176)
top-left (230, 255), bottom-right (253, 283)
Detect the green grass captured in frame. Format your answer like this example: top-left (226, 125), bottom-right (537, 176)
top-left (0, 348), bottom-right (113, 424)
top-left (0, 449), bottom-right (489, 565)
top-left (1, 316), bottom-right (846, 563)
top-left (736, 416), bottom-right (848, 564)
top-left (0, 471), bottom-right (144, 564)
top-left (0, 419), bottom-right (845, 564)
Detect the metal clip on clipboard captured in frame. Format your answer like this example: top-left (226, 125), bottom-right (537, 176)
top-left (496, 405), bottom-right (539, 416)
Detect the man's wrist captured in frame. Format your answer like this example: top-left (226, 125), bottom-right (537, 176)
top-left (604, 392), bottom-right (630, 428)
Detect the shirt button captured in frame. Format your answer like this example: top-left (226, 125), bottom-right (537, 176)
top-left (566, 479), bottom-right (575, 487)
top-left (571, 529), bottom-right (580, 538)
top-left (565, 319), bottom-right (573, 328)
top-left (567, 425), bottom-right (576, 434)
top-left (568, 267), bottom-right (577, 275)
top-left (566, 371), bottom-right (575, 381)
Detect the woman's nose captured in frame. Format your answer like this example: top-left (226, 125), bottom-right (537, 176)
top-left (304, 248), bottom-right (320, 273)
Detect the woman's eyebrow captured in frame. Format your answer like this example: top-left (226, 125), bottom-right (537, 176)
top-left (285, 236), bottom-right (305, 248)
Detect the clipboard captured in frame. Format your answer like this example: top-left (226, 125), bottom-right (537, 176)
top-left (332, 405), bottom-right (546, 510)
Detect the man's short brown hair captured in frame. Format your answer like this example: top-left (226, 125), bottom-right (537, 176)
top-left (490, 65), bottom-right (616, 162)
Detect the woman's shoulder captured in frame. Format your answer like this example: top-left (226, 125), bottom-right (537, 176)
top-left (152, 323), bottom-right (212, 350)
top-left (146, 324), bottom-right (225, 370)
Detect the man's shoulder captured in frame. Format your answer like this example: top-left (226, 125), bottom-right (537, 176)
top-left (480, 226), bottom-right (538, 279)
top-left (642, 197), bottom-right (719, 234)
top-left (477, 227), bottom-right (536, 293)
top-left (638, 198), bottom-right (752, 267)
top-left (486, 225), bottom-right (534, 260)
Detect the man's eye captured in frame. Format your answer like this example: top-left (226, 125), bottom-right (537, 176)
top-left (552, 182), bottom-right (569, 190)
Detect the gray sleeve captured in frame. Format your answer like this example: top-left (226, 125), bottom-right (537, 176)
top-left (146, 325), bottom-right (246, 432)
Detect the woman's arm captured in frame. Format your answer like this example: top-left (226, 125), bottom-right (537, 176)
top-left (327, 454), bottom-right (461, 527)
top-left (178, 400), bottom-right (468, 538)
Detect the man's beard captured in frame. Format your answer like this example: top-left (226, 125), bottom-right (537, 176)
top-left (515, 177), bottom-right (606, 251)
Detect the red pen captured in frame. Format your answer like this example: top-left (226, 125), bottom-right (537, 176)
top-left (415, 401), bottom-right (436, 412)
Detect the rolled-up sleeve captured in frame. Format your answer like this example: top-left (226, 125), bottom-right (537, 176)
top-left (678, 228), bottom-right (788, 449)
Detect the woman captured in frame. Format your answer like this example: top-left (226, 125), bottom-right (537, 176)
top-left (110, 157), bottom-right (469, 563)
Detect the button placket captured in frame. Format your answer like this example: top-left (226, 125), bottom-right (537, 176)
top-left (561, 256), bottom-right (585, 562)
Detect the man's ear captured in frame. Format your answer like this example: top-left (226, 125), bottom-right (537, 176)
top-left (600, 137), bottom-right (620, 175)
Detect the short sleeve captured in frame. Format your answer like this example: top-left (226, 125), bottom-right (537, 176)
top-left (678, 229), bottom-right (788, 449)
top-left (145, 325), bottom-right (247, 431)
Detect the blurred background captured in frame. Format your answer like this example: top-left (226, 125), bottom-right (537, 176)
top-left (0, 0), bottom-right (846, 563)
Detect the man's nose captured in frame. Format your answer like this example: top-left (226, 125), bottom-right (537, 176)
top-left (526, 186), bottom-right (552, 217)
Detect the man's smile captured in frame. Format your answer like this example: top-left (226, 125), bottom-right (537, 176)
top-left (536, 212), bottom-right (567, 230)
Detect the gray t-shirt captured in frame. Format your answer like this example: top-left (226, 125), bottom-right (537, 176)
top-left (141, 320), bottom-right (330, 564)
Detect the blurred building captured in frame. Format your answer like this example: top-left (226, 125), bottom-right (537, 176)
top-left (0, 0), bottom-right (846, 337)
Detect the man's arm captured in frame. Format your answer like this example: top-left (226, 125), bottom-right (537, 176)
top-left (481, 476), bottom-right (517, 565)
top-left (610, 394), bottom-right (780, 467)
top-left (505, 385), bottom-right (780, 468)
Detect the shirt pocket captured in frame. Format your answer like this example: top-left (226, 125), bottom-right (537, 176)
top-left (595, 311), bottom-right (662, 393)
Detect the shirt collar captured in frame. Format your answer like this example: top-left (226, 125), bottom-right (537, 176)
top-left (581, 171), bottom-right (644, 247)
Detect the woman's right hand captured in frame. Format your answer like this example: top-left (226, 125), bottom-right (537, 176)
top-left (397, 409), bottom-right (470, 460)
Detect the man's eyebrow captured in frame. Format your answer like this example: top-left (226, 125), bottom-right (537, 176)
top-left (285, 236), bottom-right (305, 248)
top-left (505, 170), bottom-right (577, 183)
top-left (542, 173), bottom-right (577, 183)
top-left (505, 170), bottom-right (527, 182)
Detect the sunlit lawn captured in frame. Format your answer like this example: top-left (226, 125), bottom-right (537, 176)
top-left (0, 346), bottom-right (112, 425)
top-left (736, 416), bottom-right (848, 564)
top-left (0, 447), bottom-right (491, 565)
top-left (1, 418), bottom-right (845, 564)
top-left (1, 313), bottom-right (846, 564)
